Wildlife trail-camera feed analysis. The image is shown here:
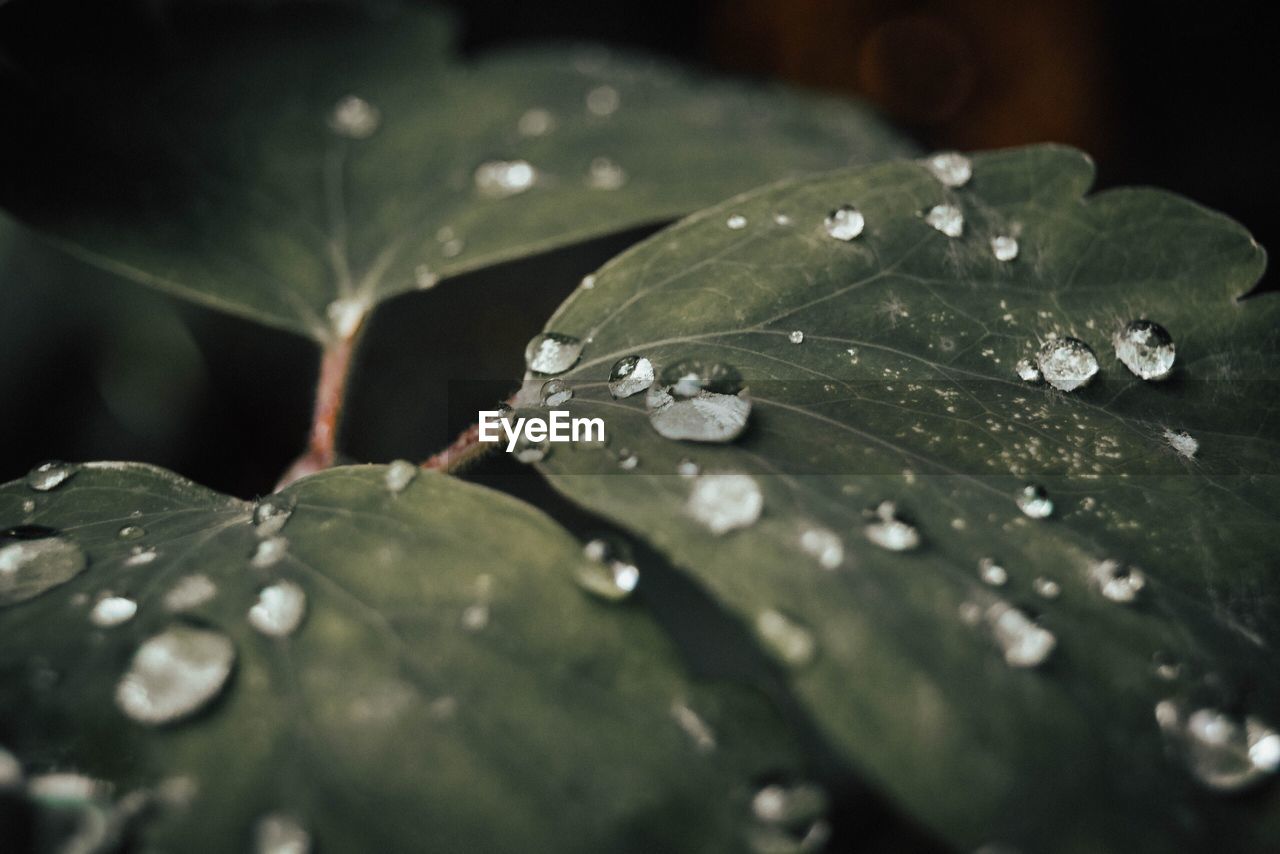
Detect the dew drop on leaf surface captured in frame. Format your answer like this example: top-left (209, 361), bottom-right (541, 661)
top-left (578, 537), bottom-right (640, 601)
top-left (685, 473), bottom-right (763, 535)
top-left (524, 332), bottom-right (583, 375)
top-left (1156, 700), bottom-right (1280, 792)
top-left (253, 494), bottom-right (297, 537)
top-left (1036, 337), bottom-right (1098, 392)
top-left (924, 203), bottom-right (964, 238)
top-left (249, 580), bottom-right (307, 638)
top-left (384, 460), bottom-right (417, 494)
top-left (1015, 484), bottom-right (1054, 519)
top-left (823, 204), bottom-right (865, 241)
top-left (923, 151), bottom-right (972, 187)
top-left (25, 461), bottom-right (78, 492)
top-left (0, 531), bottom-right (87, 606)
top-left (755, 609), bottom-right (816, 667)
top-left (608, 355), bottom-right (655, 399)
top-left (115, 625), bottom-right (235, 725)
top-left (540, 378), bottom-right (574, 407)
top-left (327, 94), bottom-right (380, 139)
top-left (1113, 319), bottom-right (1176, 381)
top-left (473, 159), bottom-right (538, 198)
top-left (863, 501), bottom-right (921, 551)
top-left (1089, 559), bottom-right (1146, 604)
top-left (254, 811), bottom-right (311, 854)
top-left (990, 235), bottom-right (1019, 261)
top-left (986, 602), bottom-right (1056, 668)
top-left (90, 595), bottom-right (138, 628)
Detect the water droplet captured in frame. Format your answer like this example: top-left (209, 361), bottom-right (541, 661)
top-left (799, 527), bottom-right (843, 569)
top-left (578, 537), bottom-right (639, 601)
top-left (525, 332), bottom-right (583, 375)
top-left (676, 458), bottom-right (700, 477)
top-left (1164, 429), bottom-right (1199, 458)
top-left (517, 107), bottom-right (555, 137)
top-left (616, 449), bottom-right (640, 470)
top-left (670, 699), bottom-right (717, 753)
top-left (755, 609), bottom-right (816, 667)
top-left (863, 501), bottom-right (921, 551)
top-left (249, 580), bottom-right (307, 638)
top-left (773, 213), bottom-right (792, 226)
top-left (21, 498), bottom-right (36, 514)
top-left (608, 355), bottom-right (655, 399)
top-left (117, 525), bottom-right (145, 540)
top-left (585, 84), bottom-right (620, 116)
top-left (414, 264), bottom-right (440, 290)
top-left (26, 461), bottom-right (77, 492)
top-left (788, 330), bottom-right (805, 345)
top-left (978, 558), bottom-right (1008, 586)
top-left (646, 384), bottom-right (751, 443)
top-left (163, 574), bottom-right (217, 612)
top-left (540, 378), bottom-right (574, 407)
top-left (1089, 559), bottom-right (1145, 604)
top-left (925, 203), bottom-right (963, 238)
top-left (587, 156), bottom-right (627, 190)
top-left (1114, 319), bottom-right (1176, 381)
top-left (991, 235), bottom-right (1019, 261)
top-left (325, 297), bottom-right (366, 337)
top-left (686, 473), bottom-right (763, 535)
top-left (0, 745), bottom-right (20, 788)
top-left (255, 812), bottom-right (311, 854)
top-left (987, 602), bottom-right (1056, 668)
top-left (124, 546), bottom-right (158, 567)
top-left (1032, 577), bottom-right (1061, 599)
top-left (462, 603), bottom-right (490, 631)
top-left (748, 780), bottom-right (830, 853)
top-left (580, 274), bottom-right (597, 290)
top-left (27, 771), bottom-right (103, 805)
top-left (510, 430), bottom-right (549, 463)
top-left (251, 537), bottom-right (288, 569)
top-left (659, 359), bottom-right (743, 398)
top-left (385, 460), bottom-right (417, 494)
top-left (1156, 700), bottom-right (1280, 792)
top-left (116, 625), bottom-right (235, 725)
top-left (924, 151), bottom-right (972, 187)
top-left (727, 214), bottom-right (748, 230)
top-left (1152, 651), bottom-right (1181, 681)
top-left (824, 204), bottom-right (865, 241)
top-left (473, 159), bottom-right (537, 198)
top-left (328, 94), bottom-right (380, 139)
top-left (1015, 358), bottom-right (1042, 383)
top-left (1036, 337), bottom-right (1098, 391)
top-left (1015, 483), bottom-right (1054, 519)
top-left (90, 595), bottom-right (138, 628)
top-left (0, 532), bottom-right (87, 605)
top-left (254, 494), bottom-right (297, 537)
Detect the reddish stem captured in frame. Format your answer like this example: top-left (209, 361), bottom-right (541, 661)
top-left (276, 328), bottom-right (361, 489)
top-left (422, 390), bottom-right (522, 473)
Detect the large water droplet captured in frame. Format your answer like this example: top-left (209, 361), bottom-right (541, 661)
top-left (385, 460), bottom-right (417, 494)
top-left (864, 501), bottom-right (921, 551)
top-left (26, 461), bottom-right (78, 492)
top-left (1156, 700), bottom-right (1280, 792)
top-left (990, 235), bottom-right (1019, 261)
top-left (1015, 483), bottom-right (1054, 519)
top-left (0, 532), bottom-right (87, 605)
top-left (924, 151), bottom-right (972, 187)
top-left (925, 203), bottom-right (964, 237)
top-left (255, 812), bottom-right (311, 854)
top-left (249, 581), bottom-right (307, 638)
top-left (328, 94), bottom-right (380, 138)
top-left (540, 378), bottom-right (574, 407)
top-left (646, 385), bottom-right (751, 443)
top-left (587, 156), bottom-right (627, 190)
top-left (251, 537), bottom-right (288, 569)
top-left (608, 355), bottom-right (655, 399)
top-left (824, 205), bottom-right (865, 241)
top-left (91, 595), bottom-right (138, 628)
top-left (578, 537), bottom-right (640, 601)
top-left (1114, 319), bottom-right (1176, 381)
top-left (473, 159), bottom-right (537, 198)
top-left (525, 332), bottom-right (583, 375)
top-left (116, 625), bottom-right (235, 725)
top-left (755, 609), bottom-right (816, 667)
top-left (987, 602), bottom-right (1056, 668)
top-left (1036, 337), bottom-right (1098, 392)
top-left (686, 473), bottom-right (763, 535)
top-left (163, 574), bottom-right (217, 612)
top-left (1089, 559), bottom-right (1145, 604)
top-left (799, 527), bottom-right (843, 570)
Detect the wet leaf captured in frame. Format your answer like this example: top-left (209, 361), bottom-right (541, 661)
top-left (528, 145), bottom-right (1280, 852)
top-left (0, 1), bottom-right (913, 341)
top-left (0, 463), bottom-right (800, 851)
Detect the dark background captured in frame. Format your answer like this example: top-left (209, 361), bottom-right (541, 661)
top-left (0, 0), bottom-right (1275, 499)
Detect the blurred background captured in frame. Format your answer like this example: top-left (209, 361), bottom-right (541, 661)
top-left (0, 0), bottom-right (1274, 500)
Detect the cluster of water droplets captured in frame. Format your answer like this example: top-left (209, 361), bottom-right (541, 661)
top-left (1156, 699), bottom-right (1280, 792)
top-left (1020, 320), bottom-right (1176, 394)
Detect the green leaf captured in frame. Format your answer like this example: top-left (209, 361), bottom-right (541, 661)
top-left (0, 463), bottom-right (802, 852)
top-left (526, 145), bottom-right (1279, 852)
top-left (0, 1), bottom-right (913, 341)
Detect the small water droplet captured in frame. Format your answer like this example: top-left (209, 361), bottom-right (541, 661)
top-left (670, 699), bottom-right (717, 753)
top-left (385, 460), bottom-right (417, 494)
top-left (21, 498), bottom-right (36, 514)
top-left (924, 151), bottom-right (972, 187)
top-left (788, 330), bottom-right (805, 345)
top-left (473, 159), bottom-right (537, 198)
top-left (27, 771), bottom-right (103, 805)
top-left (90, 595), bottom-right (138, 628)
top-left (1114, 319), bottom-right (1176, 381)
top-left (578, 537), bottom-right (639, 601)
top-left (512, 432), bottom-right (550, 463)
top-left (1036, 337), bottom-right (1098, 391)
top-left (616, 449), bottom-right (640, 470)
top-left (585, 84), bottom-right (620, 116)
top-left (163, 574), bottom-right (217, 612)
top-left (1015, 358), bottom-right (1042, 383)
top-left (748, 780), bottom-right (830, 853)
top-left (1089, 559), bottom-right (1145, 604)
top-left (1152, 651), bottom-right (1181, 681)
top-left (824, 204), bottom-right (865, 241)
top-left (517, 107), bottom-right (555, 137)
top-left (727, 214), bottom-right (748, 230)
top-left (26, 461), bottom-right (77, 492)
top-left (1156, 700), bottom-right (1280, 792)
top-left (116, 625), bottom-right (235, 725)
top-left (608, 355), bottom-right (655, 399)
top-left (1015, 484), bottom-right (1054, 519)
top-left (124, 546), bottom-right (158, 567)
top-left (773, 213), bottom-right (792, 226)
top-left (987, 602), bottom-right (1056, 668)
top-left (414, 264), bottom-right (440, 290)
top-left (686, 473), bottom-right (763, 535)
top-left (978, 558), bottom-right (1008, 586)
top-left (328, 94), bottom-right (380, 138)
top-left (925, 203), bottom-right (964, 238)
top-left (1032, 577), bottom-right (1061, 599)
top-left (117, 525), bottom-right (145, 541)
top-left (863, 501), bottom-right (920, 551)
top-left (254, 494), bottom-right (297, 537)
top-left (462, 602), bottom-right (490, 631)
top-left (540, 378), bottom-right (574, 407)
top-left (646, 384), bottom-right (751, 444)
top-left (0, 531), bottom-right (87, 605)
top-left (991, 235), bottom-right (1019, 261)
top-left (255, 812), bottom-right (311, 854)
top-left (249, 580), bottom-right (307, 638)
top-left (587, 155), bottom-right (627, 190)
top-left (1163, 429), bottom-right (1199, 458)
top-left (251, 537), bottom-right (288, 569)
top-left (580, 274), bottom-right (597, 290)
top-left (799, 527), bottom-right (843, 570)
top-left (755, 609), bottom-right (816, 667)
top-left (525, 332), bottom-right (583, 375)
top-left (676, 458), bottom-right (700, 477)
